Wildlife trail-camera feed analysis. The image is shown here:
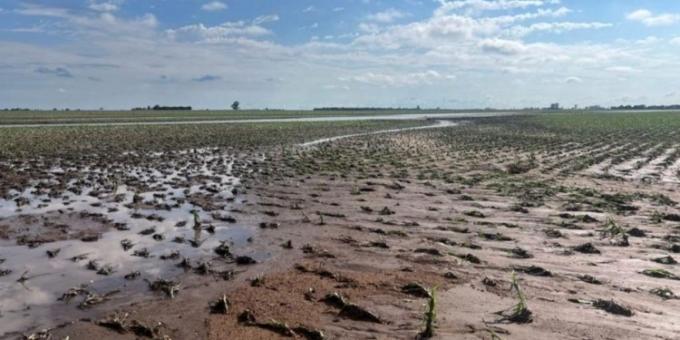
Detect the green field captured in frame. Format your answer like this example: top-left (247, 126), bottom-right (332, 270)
top-left (0, 109), bottom-right (475, 125)
top-left (4, 110), bottom-right (680, 162)
top-left (0, 120), bottom-right (429, 158)
top-left (277, 110), bottom-right (680, 181)
top-left (530, 110), bottom-right (680, 133)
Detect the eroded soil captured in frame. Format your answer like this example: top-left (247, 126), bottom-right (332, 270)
top-left (4, 117), bottom-right (680, 340)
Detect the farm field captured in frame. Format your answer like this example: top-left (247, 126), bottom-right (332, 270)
top-left (0, 109), bottom-right (509, 126)
top-left (2, 111), bottom-right (680, 339)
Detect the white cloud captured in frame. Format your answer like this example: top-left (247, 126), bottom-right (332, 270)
top-left (253, 14), bottom-right (279, 25)
top-left (17, 4), bottom-right (157, 34)
top-left (507, 21), bottom-right (611, 37)
top-left (627, 9), bottom-right (680, 27)
top-left (138, 13), bottom-right (158, 28)
top-left (479, 38), bottom-right (526, 55)
top-left (323, 84), bottom-right (350, 90)
top-left (201, 1), bottom-right (227, 12)
top-left (606, 66), bottom-right (638, 74)
top-left (367, 9), bottom-right (408, 23)
top-left (627, 9), bottom-right (651, 21)
top-left (16, 5), bottom-right (71, 18)
top-left (9, 26), bottom-right (46, 33)
top-left (89, 2), bottom-right (119, 12)
top-left (635, 36), bottom-right (660, 45)
top-left (358, 23), bottom-right (380, 33)
top-left (353, 7), bottom-right (571, 49)
top-left (167, 22), bottom-right (272, 43)
top-left (5, 0), bottom-right (680, 110)
top-left (340, 70), bottom-right (455, 87)
top-left (435, 0), bottom-right (558, 16)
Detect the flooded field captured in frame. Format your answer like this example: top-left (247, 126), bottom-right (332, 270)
top-left (0, 119), bottom-right (437, 338)
top-left (0, 111), bottom-right (513, 128)
top-left (0, 148), bottom-right (259, 336)
top-left (3, 111), bottom-right (680, 339)
top-left (4, 0), bottom-right (679, 338)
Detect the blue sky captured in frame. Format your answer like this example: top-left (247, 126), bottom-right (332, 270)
top-left (1, 0), bottom-right (680, 109)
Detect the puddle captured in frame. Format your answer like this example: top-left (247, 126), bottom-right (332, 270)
top-left (0, 148), bottom-right (260, 337)
top-left (299, 120), bottom-right (459, 147)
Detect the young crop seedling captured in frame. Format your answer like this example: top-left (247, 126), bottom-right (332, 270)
top-left (599, 217), bottom-right (629, 246)
top-left (209, 294), bottom-right (230, 314)
top-left (317, 211), bottom-right (325, 225)
top-left (193, 210), bottom-right (201, 230)
top-left (419, 287), bottom-right (437, 338)
top-left (496, 272), bottom-right (532, 323)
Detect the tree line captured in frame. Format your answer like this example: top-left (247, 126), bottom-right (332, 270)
top-left (313, 106), bottom-right (421, 111)
top-left (132, 105), bottom-right (193, 111)
top-left (610, 104), bottom-right (680, 110)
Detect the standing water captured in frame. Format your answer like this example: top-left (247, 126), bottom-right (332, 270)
top-left (0, 148), bottom-right (258, 337)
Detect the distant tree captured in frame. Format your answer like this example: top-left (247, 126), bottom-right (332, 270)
top-left (231, 101), bottom-right (240, 111)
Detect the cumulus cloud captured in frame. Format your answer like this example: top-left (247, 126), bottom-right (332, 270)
top-left (353, 6), bottom-right (571, 50)
top-left (508, 21), bottom-right (611, 37)
top-left (167, 22), bottom-right (272, 43)
top-left (627, 9), bottom-right (680, 27)
top-left (3, 0), bottom-right (677, 109)
top-left (479, 38), bottom-right (527, 55)
top-left (366, 9), bottom-right (408, 23)
top-left (202, 1), bottom-right (228, 12)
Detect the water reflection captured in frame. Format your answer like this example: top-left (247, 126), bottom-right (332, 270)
top-left (0, 148), bottom-right (256, 336)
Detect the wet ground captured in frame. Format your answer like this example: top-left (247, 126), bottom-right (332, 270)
top-left (4, 114), bottom-right (680, 339)
top-left (0, 148), bottom-right (262, 337)
top-left (0, 120), bottom-right (456, 338)
top-left (0, 112), bottom-right (513, 128)
top-left (299, 120), bottom-right (457, 147)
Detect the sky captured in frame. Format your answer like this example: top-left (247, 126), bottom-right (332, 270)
top-left (1, 0), bottom-right (680, 110)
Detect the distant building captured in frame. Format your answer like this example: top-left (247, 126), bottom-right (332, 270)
top-left (549, 103), bottom-right (560, 110)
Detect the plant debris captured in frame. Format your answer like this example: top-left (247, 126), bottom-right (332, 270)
top-left (147, 279), bottom-right (180, 298)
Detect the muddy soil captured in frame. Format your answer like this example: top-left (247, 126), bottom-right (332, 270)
top-left (3, 129), bottom-right (680, 340)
